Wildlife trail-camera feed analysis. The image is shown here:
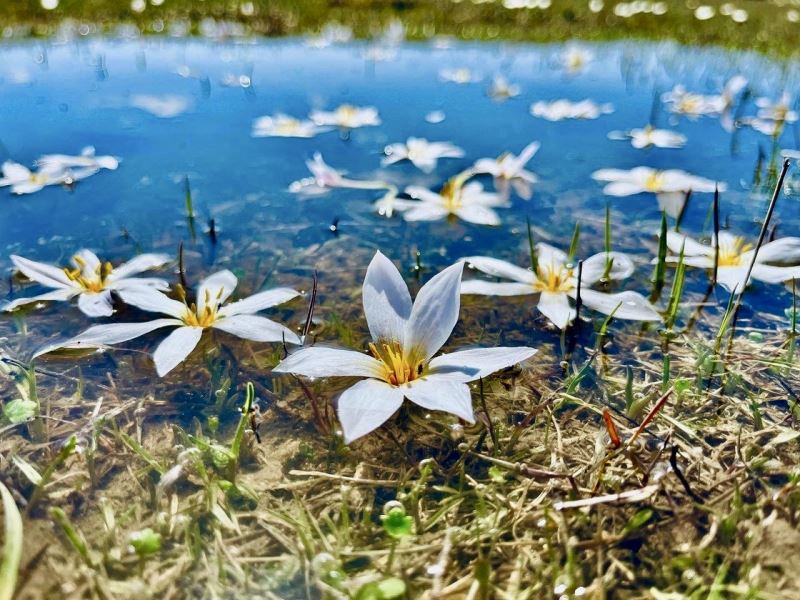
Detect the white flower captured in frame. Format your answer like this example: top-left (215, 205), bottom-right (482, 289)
top-left (36, 146), bottom-right (120, 174)
top-left (661, 85), bottom-right (716, 118)
top-left (382, 137), bottom-right (464, 173)
top-left (273, 252), bottom-right (537, 443)
top-left (488, 75), bottom-right (520, 101)
top-left (425, 110), bottom-right (446, 124)
top-left (592, 167), bottom-right (726, 218)
top-left (530, 99), bottom-right (613, 121)
top-left (0, 161), bottom-right (67, 195)
top-left (461, 246), bottom-right (660, 330)
top-left (3, 250), bottom-right (171, 317)
top-left (309, 104), bottom-right (381, 129)
top-left (289, 153), bottom-right (347, 195)
top-left (251, 114), bottom-right (330, 138)
top-left (131, 94), bottom-right (191, 118)
top-left (36, 270), bottom-right (301, 376)
top-left (615, 126), bottom-right (687, 149)
top-left (472, 142), bottom-right (540, 200)
top-left (751, 92), bottom-right (798, 133)
top-left (561, 46), bottom-right (593, 73)
top-left (439, 67), bottom-right (480, 84)
top-left (401, 177), bottom-right (509, 226)
top-left (663, 231), bottom-right (800, 294)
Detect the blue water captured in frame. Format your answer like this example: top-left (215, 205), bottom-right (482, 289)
top-left (1, 38), bottom-right (799, 350)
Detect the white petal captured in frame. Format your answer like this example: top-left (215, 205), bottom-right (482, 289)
top-left (592, 168), bottom-right (630, 182)
top-left (578, 289), bottom-right (661, 321)
top-left (401, 204), bottom-right (450, 222)
top-left (428, 346), bottom-right (538, 382)
top-left (337, 379), bottom-right (404, 443)
top-left (218, 287), bottom-right (300, 317)
top-left (272, 346), bottom-right (383, 378)
top-left (404, 185), bottom-right (445, 204)
top-left (537, 291), bottom-right (575, 329)
top-left (118, 287), bottom-right (186, 318)
top-left (33, 318), bottom-right (181, 358)
top-left (515, 141), bottom-right (540, 166)
top-left (454, 204), bottom-right (501, 226)
top-left (109, 277), bottom-right (170, 291)
top-left (751, 264), bottom-right (800, 284)
top-left (197, 270), bottom-right (238, 313)
top-left (153, 326), bottom-right (203, 377)
top-left (77, 291), bottom-right (114, 317)
top-left (2, 288), bottom-right (76, 312)
top-left (535, 243), bottom-right (569, 266)
top-left (73, 250), bottom-right (101, 275)
top-left (580, 252), bottom-right (635, 285)
top-left (464, 256), bottom-right (534, 284)
top-left (362, 251), bottom-right (412, 344)
top-left (11, 182), bottom-right (45, 194)
top-left (657, 192), bottom-right (688, 218)
top-left (212, 314), bottom-right (301, 344)
top-left (460, 280), bottom-right (534, 296)
top-left (405, 261), bottom-right (464, 361)
top-left (716, 266), bottom-right (750, 293)
top-left (755, 238), bottom-right (800, 264)
top-left (603, 181), bottom-right (646, 196)
top-left (10, 255), bottom-right (74, 289)
top-left (109, 253), bottom-right (171, 280)
top-left (665, 232), bottom-right (712, 257)
top-left (403, 378), bottom-right (475, 423)
top-left (1, 161), bottom-right (31, 183)
top-left (473, 158), bottom-right (500, 175)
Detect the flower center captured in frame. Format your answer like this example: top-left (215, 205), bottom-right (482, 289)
top-left (533, 261), bottom-right (575, 293)
top-left (179, 287), bottom-right (223, 328)
top-left (275, 118), bottom-right (301, 135)
top-left (337, 105), bottom-right (357, 126)
top-left (678, 96), bottom-right (701, 113)
top-left (368, 341), bottom-right (425, 386)
top-left (29, 172), bottom-right (49, 185)
top-left (717, 236), bottom-right (753, 267)
top-left (440, 181), bottom-right (463, 211)
top-left (644, 171), bottom-right (664, 192)
top-left (63, 256), bottom-right (113, 293)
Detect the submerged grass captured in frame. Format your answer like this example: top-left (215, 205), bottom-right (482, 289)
top-left (1, 239), bottom-right (800, 598)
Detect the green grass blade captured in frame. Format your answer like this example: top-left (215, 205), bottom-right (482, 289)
top-left (0, 482), bottom-right (23, 600)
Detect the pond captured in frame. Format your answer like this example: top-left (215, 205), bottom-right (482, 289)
top-left (2, 33), bottom-right (800, 598)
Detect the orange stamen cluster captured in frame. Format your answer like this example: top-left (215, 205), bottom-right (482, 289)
top-left (63, 256), bottom-right (114, 293)
top-left (368, 341), bottom-right (425, 386)
top-left (178, 286), bottom-right (223, 328)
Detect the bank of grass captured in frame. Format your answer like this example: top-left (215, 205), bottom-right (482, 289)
top-left (2, 236), bottom-right (800, 599)
top-left (1, 0), bottom-right (800, 57)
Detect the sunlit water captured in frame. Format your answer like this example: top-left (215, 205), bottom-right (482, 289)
top-left (1, 37), bottom-right (799, 378)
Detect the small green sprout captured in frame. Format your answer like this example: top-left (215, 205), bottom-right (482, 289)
top-left (381, 501), bottom-right (413, 539)
top-left (128, 528), bottom-right (161, 557)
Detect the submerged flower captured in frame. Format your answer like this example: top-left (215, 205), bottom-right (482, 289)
top-left (745, 92), bottom-right (799, 136)
top-left (251, 114), bottom-right (330, 138)
top-left (131, 94), bottom-right (191, 118)
top-left (561, 46), bottom-right (593, 73)
top-left (3, 250), bottom-right (170, 317)
top-left (36, 270), bottom-right (301, 376)
top-left (0, 161), bottom-right (67, 195)
top-left (592, 167), bottom-right (726, 217)
top-left (461, 246), bottom-right (660, 330)
top-left (273, 252), bottom-right (537, 443)
top-left (439, 67), bottom-right (480, 84)
top-left (530, 99), bottom-right (613, 121)
top-left (401, 176), bottom-right (508, 225)
top-left (472, 141), bottom-right (540, 200)
top-left (382, 137), bottom-right (464, 173)
top-left (488, 75), bottom-right (521, 101)
top-left (661, 85), bottom-right (716, 118)
top-left (662, 231), bottom-right (800, 294)
top-left (36, 146), bottom-right (120, 174)
top-left (608, 125), bottom-right (686, 149)
top-left (309, 104), bottom-right (381, 129)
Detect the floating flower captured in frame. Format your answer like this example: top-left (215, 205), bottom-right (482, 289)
top-left (401, 175), bottom-right (508, 225)
top-left (382, 137), bottom-right (464, 173)
top-left (472, 142), bottom-right (540, 200)
top-left (488, 75), bottom-right (520, 101)
top-left (461, 246), bottom-right (660, 330)
top-left (131, 94), bottom-right (191, 118)
top-left (0, 161), bottom-right (67, 195)
top-left (309, 104), bottom-right (381, 129)
top-left (707, 75), bottom-right (748, 131)
top-left (36, 270), bottom-right (301, 376)
top-left (662, 231), bottom-right (800, 294)
top-left (592, 167), bottom-right (725, 217)
top-left (608, 125), bottom-right (687, 149)
top-left (746, 92), bottom-right (799, 136)
top-left (530, 99), bottom-right (613, 121)
top-left (3, 250), bottom-right (170, 317)
top-left (561, 46), bottom-right (593, 73)
top-left (439, 67), bottom-right (480, 84)
top-left (36, 146), bottom-right (120, 174)
top-left (251, 114), bottom-right (329, 138)
top-left (273, 252), bottom-right (537, 443)
top-left (661, 85), bottom-right (715, 119)
top-left (425, 110), bottom-right (446, 124)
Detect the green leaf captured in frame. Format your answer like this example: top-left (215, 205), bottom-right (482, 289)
top-left (376, 577), bottom-right (406, 598)
top-left (3, 399), bottom-right (36, 425)
top-left (381, 505), bottom-right (413, 539)
top-left (0, 482), bottom-right (23, 600)
top-left (128, 528), bottom-right (161, 556)
top-left (623, 509), bottom-right (653, 535)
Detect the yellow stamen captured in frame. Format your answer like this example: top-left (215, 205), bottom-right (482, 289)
top-left (62, 255), bottom-right (112, 293)
top-left (440, 180), bottom-right (463, 212)
top-left (644, 171), bottom-right (664, 192)
top-left (368, 341), bottom-right (425, 387)
top-left (717, 236), bottom-right (753, 267)
top-left (532, 261), bottom-right (575, 294)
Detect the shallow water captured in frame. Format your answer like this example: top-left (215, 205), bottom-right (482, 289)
top-left (0, 37), bottom-right (799, 364)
